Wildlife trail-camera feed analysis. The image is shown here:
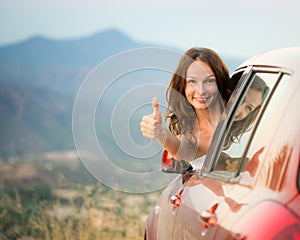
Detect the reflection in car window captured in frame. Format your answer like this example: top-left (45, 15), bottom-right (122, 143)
top-left (241, 74), bottom-right (292, 190)
top-left (213, 72), bottom-right (280, 175)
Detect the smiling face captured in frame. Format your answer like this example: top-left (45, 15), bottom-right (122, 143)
top-left (185, 60), bottom-right (218, 111)
top-left (234, 88), bottom-right (263, 121)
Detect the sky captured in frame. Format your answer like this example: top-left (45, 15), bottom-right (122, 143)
top-left (0, 0), bottom-right (300, 59)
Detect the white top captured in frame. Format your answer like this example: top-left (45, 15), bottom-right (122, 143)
top-left (189, 155), bottom-right (206, 170)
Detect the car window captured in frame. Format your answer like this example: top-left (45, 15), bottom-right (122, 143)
top-left (211, 71), bottom-right (280, 177)
top-left (239, 73), bottom-right (294, 190)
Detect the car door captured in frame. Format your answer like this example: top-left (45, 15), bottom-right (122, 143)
top-left (171, 67), bottom-right (286, 239)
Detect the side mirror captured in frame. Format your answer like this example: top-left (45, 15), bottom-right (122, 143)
top-left (161, 150), bottom-right (193, 174)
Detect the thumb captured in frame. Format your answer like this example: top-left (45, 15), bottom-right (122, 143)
top-left (152, 97), bottom-right (161, 121)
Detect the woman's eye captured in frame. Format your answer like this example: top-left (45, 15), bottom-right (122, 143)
top-left (205, 78), bottom-right (216, 84)
top-left (246, 105), bottom-right (253, 112)
top-left (187, 79), bottom-right (196, 84)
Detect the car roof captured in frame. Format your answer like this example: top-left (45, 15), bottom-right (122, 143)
top-left (237, 47), bottom-right (300, 76)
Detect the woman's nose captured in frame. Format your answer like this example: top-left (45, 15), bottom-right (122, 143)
top-left (193, 82), bottom-right (205, 94)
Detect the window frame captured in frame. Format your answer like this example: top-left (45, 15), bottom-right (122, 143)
top-left (199, 66), bottom-right (292, 183)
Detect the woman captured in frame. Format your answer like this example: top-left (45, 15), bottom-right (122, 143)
top-left (140, 47), bottom-right (233, 168)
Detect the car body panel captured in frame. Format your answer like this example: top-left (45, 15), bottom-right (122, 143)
top-left (227, 201), bottom-right (300, 239)
top-left (146, 175), bottom-right (183, 239)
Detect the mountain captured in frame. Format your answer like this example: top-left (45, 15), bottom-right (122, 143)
top-left (0, 82), bottom-right (74, 157)
top-left (0, 28), bottom-right (144, 67)
top-left (0, 28), bottom-right (146, 158)
top-left (0, 28), bottom-right (149, 96)
top-left (0, 28), bottom-right (242, 158)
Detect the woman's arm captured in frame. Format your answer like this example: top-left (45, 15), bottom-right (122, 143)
top-left (140, 98), bottom-right (198, 161)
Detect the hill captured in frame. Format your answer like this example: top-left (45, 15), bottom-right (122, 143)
top-left (0, 83), bottom-right (73, 157)
top-left (0, 28), bottom-right (147, 96)
top-left (0, 28), bottom-right (149, 157)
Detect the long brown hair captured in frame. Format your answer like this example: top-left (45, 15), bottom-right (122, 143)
top-left (165, 47), bottom-right (232, 137)
top-left (223, 75), bottom-right (270, 149)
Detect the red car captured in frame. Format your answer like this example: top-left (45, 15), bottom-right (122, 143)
top-left (145, 47), bottom-right (300, 240)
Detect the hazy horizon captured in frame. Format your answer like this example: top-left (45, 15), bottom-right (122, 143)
top-left (1, 0), bottom-right (300, 59)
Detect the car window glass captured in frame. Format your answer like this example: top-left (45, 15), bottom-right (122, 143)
top-left (240, 74), bottom-right (292, 189)
top-left (212, 72), bottom-right (280, 176)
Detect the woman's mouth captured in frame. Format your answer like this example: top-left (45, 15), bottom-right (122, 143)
top-left (194, 97), bottom-right (208, 104)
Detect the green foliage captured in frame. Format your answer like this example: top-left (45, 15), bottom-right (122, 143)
top-left (0, 183), bottom-right (161, 240)
top-left (0, 153), bottom-right (162, 239)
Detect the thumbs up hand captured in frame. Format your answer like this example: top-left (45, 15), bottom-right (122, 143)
top-left (152, 97), bottom-right (162, 124)
top-left (140, 97), bottom-right (163, 139)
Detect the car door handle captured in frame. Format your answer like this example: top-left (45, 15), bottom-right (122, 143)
top-left (200, 203), bottom-right (218, 226)
top-left (169, 189), bottom-right (184, 207)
